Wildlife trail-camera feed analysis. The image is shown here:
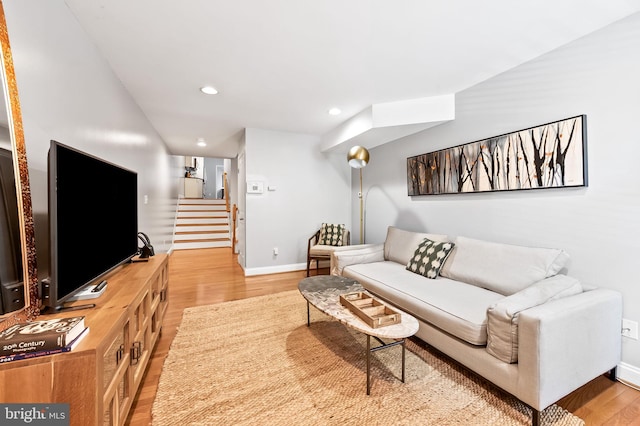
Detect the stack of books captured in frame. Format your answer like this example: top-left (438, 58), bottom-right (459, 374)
top-left (0, 316), bottom-right (89, 364)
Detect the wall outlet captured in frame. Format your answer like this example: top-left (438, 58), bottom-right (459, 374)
top-left (622, 319), bottom-right (638, 340)
top-left (273, 247), bottom-right (278, 256)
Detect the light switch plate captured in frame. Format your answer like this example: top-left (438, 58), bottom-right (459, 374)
top-left (247, 181), bottom-right (264, 194)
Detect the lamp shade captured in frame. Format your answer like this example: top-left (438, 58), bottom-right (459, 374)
top-left (347, 145), bottom-right (370, 168)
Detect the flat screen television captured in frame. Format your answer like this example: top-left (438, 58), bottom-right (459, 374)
top-left (45, 141), bottom-right (138, 310)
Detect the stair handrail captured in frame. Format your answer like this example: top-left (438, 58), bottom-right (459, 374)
top-left (232, 203), bottom-right (238, 253)
top-left (223, 172), bottom-right (230, 213)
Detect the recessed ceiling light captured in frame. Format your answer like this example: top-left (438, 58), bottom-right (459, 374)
top-left (328, 107), bottom-right (341, 115)
top-left (200, 86), bottom-right (218, 95)
top-left (197, 138), bottom-right (207, 147)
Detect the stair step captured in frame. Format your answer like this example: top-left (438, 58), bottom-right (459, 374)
top-left (179, 199), bottom-right (226, 205)
top-left (177, 211), bottom-right (228, 218)
top-left (174, 234), bottom-right (230, 242)
top-left (175, 224), bottom-right (228, 232)
top-left (173, 240), bottom-right (232, 250)
top-left (175, 230), bottom-right (228, 235)
top-left (175, 235), bottom-right (230, 241)
top-left (176, 218), bottom-right (229, 225)
top-left (178, 205), bottom-right (227, 211)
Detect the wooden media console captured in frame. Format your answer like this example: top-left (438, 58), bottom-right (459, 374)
top-left (0, 253), bottom-right (169, 426)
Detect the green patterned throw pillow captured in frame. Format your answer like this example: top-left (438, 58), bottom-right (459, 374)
top-left (406, 238), bottom-right (455, 279)
top-left (319, 223), bottom-right (345, 246)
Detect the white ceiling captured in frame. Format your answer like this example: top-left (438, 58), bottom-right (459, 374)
top-left (63, 0), bottom-right (640, 158)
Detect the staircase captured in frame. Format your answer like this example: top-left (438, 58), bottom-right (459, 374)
top-left (173, 199), bottom-right (232, 250)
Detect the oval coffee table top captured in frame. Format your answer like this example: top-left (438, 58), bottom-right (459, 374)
top-left (298, 275), bottom-right (419, 340)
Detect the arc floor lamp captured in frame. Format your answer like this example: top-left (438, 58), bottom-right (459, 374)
top-left (347, 145), bottom-right (370, 244)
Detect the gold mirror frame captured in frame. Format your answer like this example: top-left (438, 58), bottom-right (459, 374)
top-left (0, 1), bottom-right (39, 330)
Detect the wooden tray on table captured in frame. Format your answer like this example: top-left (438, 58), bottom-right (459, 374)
top-left (339, 292), bottom-right (401, 328)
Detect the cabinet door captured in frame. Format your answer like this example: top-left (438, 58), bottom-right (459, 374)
top-left (102, 322), bottom-right (130, 426)
top-left (129, 288), bottom-right (151, 392)
top-left (151, 264), bottom-right (169, 344)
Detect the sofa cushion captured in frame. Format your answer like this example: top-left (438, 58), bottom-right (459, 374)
top-left (486, 275), bottom-right (583, 363)
top-left (439, 236), bottom-right (570, 295)
top-left (384, 226), bottom-right (448, 265)
top-left (319, 223), bottom-right (345, 246)
top-left (406, 239), bottom-right (455, 279)
top-left (310, 244), bottom-right (359, 257)
top-left (343, 261), bottom-right (504, 345)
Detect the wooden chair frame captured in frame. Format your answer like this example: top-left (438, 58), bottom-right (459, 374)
top-left (306, 228), bottom-right (350, 276)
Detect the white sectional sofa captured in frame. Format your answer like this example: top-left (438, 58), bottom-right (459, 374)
top-left (331, 226), bottom-right (622, 425)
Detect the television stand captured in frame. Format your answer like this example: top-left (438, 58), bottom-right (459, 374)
top-left (0, 254), bottom-right (169, 426)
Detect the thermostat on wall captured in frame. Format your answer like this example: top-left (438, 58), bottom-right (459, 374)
top-left (247, 181), bottom-right (264, 194)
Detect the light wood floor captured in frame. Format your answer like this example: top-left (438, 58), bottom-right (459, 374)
top-left (126, 248), bottom-right (640, 425)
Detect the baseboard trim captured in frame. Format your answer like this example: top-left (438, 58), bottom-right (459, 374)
top-left (618, 362), bottom-right (640, 388)
top-left (244, 263), bottom-right (306, 276)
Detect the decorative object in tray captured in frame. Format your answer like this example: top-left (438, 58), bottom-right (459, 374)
top-left (339, 292), bottom-right (401, 328)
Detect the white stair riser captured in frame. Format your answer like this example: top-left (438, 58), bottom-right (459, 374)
top-left (178, 205), bottom-right (227, 211)
top-left (176, 217), bottom-right (229, 225)
top-left (177, 211), bottom-right (227, 218)
top-left (173, 241), bottom-right (231, 250)
top-left (179, 199), bottom-right (226, 205)
top-left (174, 233), bottom-right (230, 241)
top-left (175, 225), bottom-right (229, 232)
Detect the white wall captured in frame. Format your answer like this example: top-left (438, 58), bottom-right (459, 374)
top-left (358, 13), bottom-right (640, 382)
top-left (244, 128), bottom-right (350, 274)
top-left (4, 0), bottom-right (181, 279)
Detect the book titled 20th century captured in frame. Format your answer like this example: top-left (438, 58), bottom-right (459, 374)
top-left (0, 316), bottom-right (86, 356)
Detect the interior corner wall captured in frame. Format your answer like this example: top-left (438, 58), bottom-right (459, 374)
top-left (226, 157), bottom-right (238, 229)
top-left (202, 157), bottom-right (224, 199)
top-left (236, 135), bottom-right (246, 267)
top-left (361, 13), bottom-right (640, 378)
top-left (4, 0), bottom-right (181, 280)
top-left (244, 128), bottom-right (350, 274)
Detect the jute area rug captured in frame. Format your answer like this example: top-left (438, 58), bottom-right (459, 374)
top-left (152, 290), bottom-right (583, 426)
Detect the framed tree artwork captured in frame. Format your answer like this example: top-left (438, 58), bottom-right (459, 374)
top-left (407, 115), bottom-right (587, 196)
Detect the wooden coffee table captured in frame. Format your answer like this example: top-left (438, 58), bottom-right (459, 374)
top-left (298, 275), bottom-right (419, 394)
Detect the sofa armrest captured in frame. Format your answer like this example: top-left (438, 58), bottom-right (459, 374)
top-left (330, 244), bottom-right (384, 276)
top-left (517, 288), bottom-right (622, 410)
top-left (486, 275), bottom-right (583, 363)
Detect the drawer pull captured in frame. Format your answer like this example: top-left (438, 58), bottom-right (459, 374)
top-left (116, 344), bottom-right (124, 365)
top-left (130, 341), bottom-right (142, 365)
